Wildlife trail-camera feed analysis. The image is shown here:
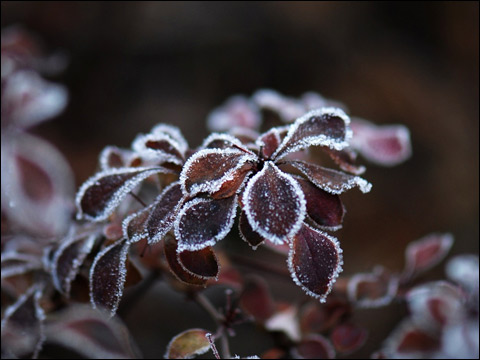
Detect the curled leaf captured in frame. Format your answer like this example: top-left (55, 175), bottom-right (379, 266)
top-left (238, 211), bottom-right (265, 249)
top-left (122, 204), bottom-right (153, 244)
top-left (178, 246), bottom-right (219, 279)
top-left (165, 328), bottom-right (211, 359)
top-left (132, 132), bottom-right (185, 165)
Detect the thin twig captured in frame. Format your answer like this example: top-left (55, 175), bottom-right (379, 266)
top-left (129, 191), bottom-right (147, 207)
top-left (194, 292), bottom-right (225, 322)
top-left (229, 254), bottom-right (291, 278)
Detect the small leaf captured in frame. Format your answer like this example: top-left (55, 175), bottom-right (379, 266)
top-left (238, 211), bottom-right (265, 249)
top-left (350, 118), bottom-right (412, 166)
top-left (180, 148), bottom-right (255, 196)
top-left (175, 196), bottom-right (237, 253)
top-left (243, 162), bottom-right (306, 244)
top-left (165, 328), bottom-right (211, 359)
top-left (76, 166), bottom-right (172, 222)
top-left (151, 123), bottom-right (189, 155)
top-left (89, 239), bottom-right (130, 316)
top-left (178, 247), bottom-right (219, 279)
top-left (288, 223), bottom-right (343, 302)
top-left (201, 133), bottom-right (245, 150)
top-left (99, 146), bottom-right (131, 170)
top-left (287, 160), bottom-right (372, 194)
top-left (403, 233), bottom-right (454, 280)
top-left (132, 132), bottom-right (185, 165)
top-left (207, 95), bottom-right (261, 132)
top-left (273, 107), bottom-right (352, 160)
top-left (256, 128), bottom-right (282, 159)
top-left (146, 182), bottom-right (184, 244)
top-left (323, 147), bottom-right (366, 175)
top-left (292, 334), bottom-right (336, 359)
top-left (164, 236), bottom-right (208, 286)
top-left (122, 205), bottom-right (153, 244)
top-left (1, 285), bottom-right (45, 359)
top-left (330, 323), bottom-right (368, 354)
top-left (239, 275), bottom-right (275, 322)
top-left (52, 231), bottom-right (96, 295)
top-left (44, 304), bottom-right (140, 359)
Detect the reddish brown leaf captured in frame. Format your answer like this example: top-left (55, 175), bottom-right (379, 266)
top-left (288, 223), bottom-right (343, 301)
top-left (292, 335), bottom-right (336, 359)
top-left (99, 146), bottom-right (130, 170)
top-left (132, 132), bottom-right (185, 165)
top-left (238, 211), bottom-right (265, 249)
top-left (294, 176), bottom-right (345, 230)
top-left (244, 162), bottom-right (306, 244)
top-left (146, 182), bottom-right (184, 244)
top-left (257, 128), bottom-right (281, 159)
top-left (178, 247), bottom-right (219, 279)
top-left (181, 148), bottom-right (255, 196)
top-left (239, 275), bottom-right (275, 321)
top-left (384, 320), bottom-right (440, 357)
top-left (76, 167), bottom-right (172, 222)
top-left (330, 323), bottom-right (368, 354)
top-left (299, 300), bottom-right (349, 334)
top-left (165, 328), bottom-right (211, 359)
top-left (201, 133), bottom-right (245, 150)
top-left (323, 147), bottom-right (366, 175)
top-left (175, 196), bottom-right (237, 253)
top-left (89, 239), bottom-right (130, 316)
top-left (288, 160), bottom-right (371, 194)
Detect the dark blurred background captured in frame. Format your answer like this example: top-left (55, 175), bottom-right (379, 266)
top-left (2, 2), bottom-right (478, 358)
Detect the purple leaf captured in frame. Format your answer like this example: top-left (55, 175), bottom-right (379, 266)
top-left (122, 204), bottom-right (153, 244)
top-left (44, 304), bottom-right (140, 359)
top-left (256, 128), bottom-right (282, 159)
top-left (1, 285), bottom-right (45, 358)
top-left (239, 275), bottom-right (275, 322)
top-left (146, 181), bottom-right (184, 244)
top-left (273, 108), bottom-right (352, 160)
top-left (76, 166), bottom-right (172, 222)
top-left (150, 123), bottom-right (189, 155)
top-left (99, 146), bottom-right (132, 170)
top-left (175, 196), bottom-right (237, 252)
top-left (132, 132), bottom-right (185, 165)
top-left (287, 160), bottom-right (372, 194)
top-left (165, 328), bottom-right (211, 359)
top-left (201, 133), bottom-right (245, 150)
top-left (238, 211), bottom-right (265, 249)
top-left (89, 239), bottom-right (130, 316)
top-left (288, 223), bottom-right (343, 302)
top-left (243, 162), bottom-right (306, 244)
top-left (178, 246), bottom-right (219, 279)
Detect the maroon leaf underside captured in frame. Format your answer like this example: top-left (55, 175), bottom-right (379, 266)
top-left (163, 236), bottom-right (208, 286)
top-left (146, 182), bottom-right (184, 243)
top-left (89, 239), bottom-right (130, 315)
top-left (239, 276), bottom-right (275, 321)
top-left (176, 196), bottom-right (237, 252)
top-left (294, 176), bottom-right (345, 229)
top-left (211, 165), bottom-right (252, 199)
top-left (244, 162), bottom-right (305, 243)
top-left (178, 247), bottom-right (219, 279)
top-left (259, 129), bottom-right (281, 159)
top-left (238, 211), bottom-right (265, 248)
top-left (144, 138), bottom-right (184, 160)
top-left (289, 223), bottom-right (342, 300)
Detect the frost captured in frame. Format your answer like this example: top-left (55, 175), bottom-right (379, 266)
top-left (76, 166), bottom-right (172, 222)
top-left (89, 239), bottom-right (130, 317)
top-left (446, 254), bottom-right (479, 294)
top-left (201, 132), bottom-right (245, 150)
top-left (175, 196), bottom-right (237, 253)
top-left (256, 128), bottom-right (282, 159)
top-left (238, 211), bottom-right (265, 249)
top-left (1, 252), bottom-right (43, 279)
top-left (288, 160), bottom-right (372, 194)
top-left (151, 123), bottom-right (189, 154)
top-left (287, 223), bottom-right (343, 302)
top-left (180, 148), bottom-right (255, 196)
top-left (51, 231), bottom-right (96, 295)
top-left (122, 204), bottom-right (152, 244)
top-left (99, 146), bottom-right (131, 170)
top-left (207, 95), bottom-right (261, 132)
top-left (272, 108), bottom-right (352, 160)
top-left (131, 132), bottom-right (184, 165)
top-left (243, 162), bottom-right (306, 244)
top-left (252, 89), bottom-right (305, 123)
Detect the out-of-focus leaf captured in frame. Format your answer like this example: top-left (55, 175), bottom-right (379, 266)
top-left (44, 304), bottom-right (140, 359)
top-left (164, 328), bottom-right (211, 359)
top-left (1, 285), bottom-right (45, 358)
top-left (265, 305), bottom-right (301, 342)
top-left (1, 252), bottom-right (43, 279)
top-left (207, 95), bottom-right (261, 132)
top-left (330, 322), bottom-right (368, 354)
top-left (292, 334), bottom-right (336, 359)
top-left (446, 254), bottom-right (479, 295)
top-left (239, 275), bottom-right (275, 322)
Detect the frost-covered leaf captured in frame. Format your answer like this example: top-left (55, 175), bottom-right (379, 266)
top-left (1, 70), bottom-right (68, 128)
top-left (181, 148), bottom-right (255, 197)
top-left (265, 306), bottom-right (301, 342)
top-left (1, 285), bottom-right (45, 359)
top-left (403, 233), bottom-right (454, 280)
top-left (382, 320), bottom-right (440, 358)
top-left (132, 132), bottom-right (185, 165)
top-left (207, 95), bottom-right (261, 132)
top-left (52, 231), bottom-right (96, 295)
top-left (164, 236), bottom-right (208, 286)
top-left (288, 160), bottom-right (372, 194)
top-left (201, 133), bottom-right (245, 150)
top-left (175, 196), bottom-right (237, 253)
top-left (292, 334), bottom-right (336, 359)
top-left (178, 246), bottom-right (219, 279)
top-left (165, 328), bottom-right (211, 359)
top-left (151, 123), bottom-right (189, 155)
top-left (253, 89), bottom-right (305, 123)
top-left (244, 162), bottom-right (306, 244)
top-left (76, 166), bottom-right (172, 222)
top-left (406, 281), bottom-right (464, 333)
top-left (273, 108), bottom-right (352, 160)
top-left (323, 147), bottom-right (366, 175)
top-left (347, 266), bottom-right (399, 308)
top-left (288, 223), bottom-right (343, 302)
top-left (89, 239), bottom-right (130, 316)
top-left (239, 275), bottom-right (274, 322)
top-left (446, 254), bottom-right (479, 295)
top-left (238, 211), bottom-right (265, 249)
top-left (1, 133), bottom-right (74, 236)
top-left (330, 323), bottom-right (368, 354)
top-left (122, 205), bottom-right (152, 244)
top-left (44, 304), bottom-right (140, 359)
top-left (146, 182), bottom-right (184, 244)
top-left (1, 252), bottom-right (43, 279)
top-left (228, 127), bottom-right (260, 145)
top-left (99, 146), bottom-right (132, 170)
top-left (350, 118), bottom-right (412, 166)
top-left (294, 176), bottom-right (345, 230)
top-left (256, 128), bottom-right (282, 159)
